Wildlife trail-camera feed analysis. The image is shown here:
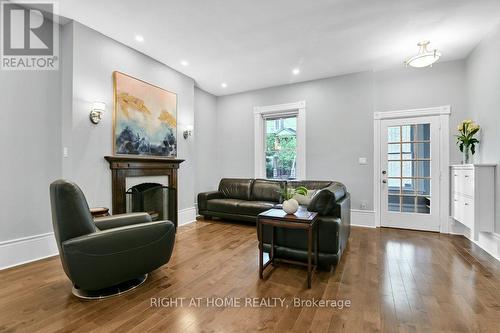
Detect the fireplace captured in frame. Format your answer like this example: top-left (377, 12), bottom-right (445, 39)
top-left (126, 183), bottom-right (175, 221)
top-left (105, 156), bottom-right (184, 229)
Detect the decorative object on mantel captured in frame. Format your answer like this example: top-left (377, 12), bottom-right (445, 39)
top-left (113, 71), bottom-right (177, 157)
top-left (104, 155), bottom-right (184, 229)
top-left (456, 120), bottom-right (480, 164)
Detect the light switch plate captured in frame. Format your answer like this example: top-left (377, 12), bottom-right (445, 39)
top-left (358, 157), bottom-right (368, 165)
top-left (63, 147), bottom-right (69, 158)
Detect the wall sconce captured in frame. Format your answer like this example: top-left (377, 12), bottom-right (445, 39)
top-left (183, 125), bottom-right (193, 139)
top-left (89, 102), bottom-right (106, 124)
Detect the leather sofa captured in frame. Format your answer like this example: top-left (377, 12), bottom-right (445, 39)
top-left (49, 179), bottom-right (176, 298)
top-left (198, 178), bottom-right (350, 268)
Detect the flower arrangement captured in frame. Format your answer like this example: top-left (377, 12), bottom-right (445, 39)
top-left (456, 120), bottom-right (480, 164)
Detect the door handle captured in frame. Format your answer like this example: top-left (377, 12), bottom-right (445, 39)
top-left (382, 180), bottom-right (387, 184)
top-left (382, 170), bottom-right (387, 175)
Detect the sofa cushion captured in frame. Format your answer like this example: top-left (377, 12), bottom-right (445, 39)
top-left (206, 199), bottom-right (245, 214)
top-left (251, 179), bottom-right (285, 202)
top-left (308, 183), bottom-right (346, 215)
top-left (238, 201), bottom-right (276, 216)
top-left (287, 180), bottom-right (332, 191)
top-left (218, 179), bottom-right (254, 200)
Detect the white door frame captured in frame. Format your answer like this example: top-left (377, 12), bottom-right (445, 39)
top-left (253, 101), bottom-right (306, 180)
top-left (373, 106), bottom-right (451, 233)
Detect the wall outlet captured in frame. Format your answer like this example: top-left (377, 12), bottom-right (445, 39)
top-left (358, 157), bottom-right (368, 165)
top-left (360, 201), bottom-right (368, 209)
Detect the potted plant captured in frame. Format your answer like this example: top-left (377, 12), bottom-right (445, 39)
top-left (279, 186), bottom-right (308, 214)
top-left (456, 120), bottom-right (480, 164)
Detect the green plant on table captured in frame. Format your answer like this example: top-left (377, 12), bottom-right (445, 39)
top-left (278, 186), bottom-right (308, 201)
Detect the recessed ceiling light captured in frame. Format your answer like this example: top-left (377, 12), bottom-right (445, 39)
top-left (221, 82), bottom-right (227, 88)
top-left (135, 35), bottom-right (144, 42)
top-left (181, 60), bottom-right (189, 66)
top-left (292, 68), bottom-right (300, 75)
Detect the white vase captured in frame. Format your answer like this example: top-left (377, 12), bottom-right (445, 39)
top-left (283, 199), bottom-right (299, 214)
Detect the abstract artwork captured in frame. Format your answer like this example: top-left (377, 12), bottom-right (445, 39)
top-left (113, 71), bottom-right (177, 157)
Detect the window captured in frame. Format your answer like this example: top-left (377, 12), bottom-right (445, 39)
top-left (265, 115), bottom-right (297, 179)
top-left (387, 124), bottom-right (431, 214)
top-left (254, 101), bottom-right (306, 180)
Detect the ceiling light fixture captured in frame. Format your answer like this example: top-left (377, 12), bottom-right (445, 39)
top-left (221, 82), bottom-right (227, 88)
top-left (404, 41), bottom-right (441, 68)
top-left (135, 35), bottom-right (144, 42)
top-left (292, 68), bottom-right (300, 75)
top-left (181, 60), bottom-right (189, 66)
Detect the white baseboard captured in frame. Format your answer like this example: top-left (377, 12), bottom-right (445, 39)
top-left (351, 209), bottom-right (376, 228)
top-left (0, 232), bottom-right (58, 270)
top-left (178, 206), bottom-right (197, 226)
top-left (1, 207), bottom-right (199, 270)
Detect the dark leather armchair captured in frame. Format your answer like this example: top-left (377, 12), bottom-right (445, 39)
top-left (49, 179), bottom-right (175, 299)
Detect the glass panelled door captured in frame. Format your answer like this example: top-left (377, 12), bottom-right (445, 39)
top-left (381, 116), bottom-right (440, 231)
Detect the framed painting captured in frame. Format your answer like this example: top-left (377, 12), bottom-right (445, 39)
top-left (113, 71), bottom-right (177, 157)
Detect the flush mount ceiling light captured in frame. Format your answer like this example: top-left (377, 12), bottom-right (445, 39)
top-left (221, 82), bottom-right (227, 88)
top-left (135, 35), bottom-right (144, 42)
top-left (180, 60), bottom-right (189, 66)
top-left (404, 41), bottom-right (441, 68)
top-left (292, 68), bottom-right (300, 75)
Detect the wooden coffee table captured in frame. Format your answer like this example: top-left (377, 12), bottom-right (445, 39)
top-left (257, 207), bottom-right (319, 288)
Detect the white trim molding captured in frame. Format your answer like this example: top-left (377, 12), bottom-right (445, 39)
top-left (1, 207), bottom-right (199, 270)
top-left (374, 105), bottom-right (451, 120)
top-left (254, 101), bottom-right (306, 179)
top-left (178, 207), bottom-right (197, 226)
top-left (351, 209), bottom-right (376, 228)
top-left (0, 232), bottom-right (58, 270)
top-left (373, 105), bottom-right (450, 232)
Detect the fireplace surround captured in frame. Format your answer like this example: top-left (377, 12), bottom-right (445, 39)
top-left (105, 156), bottom-right (184, 228)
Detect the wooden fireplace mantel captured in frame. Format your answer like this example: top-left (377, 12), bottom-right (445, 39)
top-left (105, 156), bottom-right (184, 228)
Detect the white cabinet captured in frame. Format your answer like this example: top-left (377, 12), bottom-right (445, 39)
top-left (450, 164), bottom-right (496, 240)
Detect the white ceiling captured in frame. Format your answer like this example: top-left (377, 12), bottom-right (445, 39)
top-left (55, 0), bottom-right (500, 96)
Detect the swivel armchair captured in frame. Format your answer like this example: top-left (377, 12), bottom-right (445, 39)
top-left (49, 179), bottom-right (175, 299)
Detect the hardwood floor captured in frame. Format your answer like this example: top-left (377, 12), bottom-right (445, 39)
top-left (1, 220), bottom-right (500, 332)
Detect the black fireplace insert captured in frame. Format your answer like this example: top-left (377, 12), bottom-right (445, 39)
top-left (126, 183), bottom-right (176, 222)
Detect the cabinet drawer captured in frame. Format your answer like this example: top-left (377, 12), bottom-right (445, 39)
top-left (452, 169), bottom-right (474, 197)
top-left (451, 194), bottom-right (463, 222)
top-left (462, 197), bottom-right (474, 229)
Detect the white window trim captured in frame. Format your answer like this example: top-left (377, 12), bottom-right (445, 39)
top-left (373, 105), bottom-right (451, 233)
top-left (254, 101), bottom-right (306, 180)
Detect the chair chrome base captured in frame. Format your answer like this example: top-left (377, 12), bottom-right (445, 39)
top-left (72, 274), bottom-right (148, 300)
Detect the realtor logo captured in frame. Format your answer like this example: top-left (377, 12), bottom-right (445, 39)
top-left (1, 1), bottom-right (59, 70)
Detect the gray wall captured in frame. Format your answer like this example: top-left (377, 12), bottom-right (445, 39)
top-left (215, 61), bottom-right (468, 210)
top-left (465, 23), bottom-right (500, 255)
top-left (216, 72), bottom-right (374, 209)
top-left (194, 88), bottom-right (219, 196)
top-left (62, 21), bottom-right (196, 211)
top-left (0, 62), bottom-right (62, 241)
top-left (374, 60), bottom-right (468, 164)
